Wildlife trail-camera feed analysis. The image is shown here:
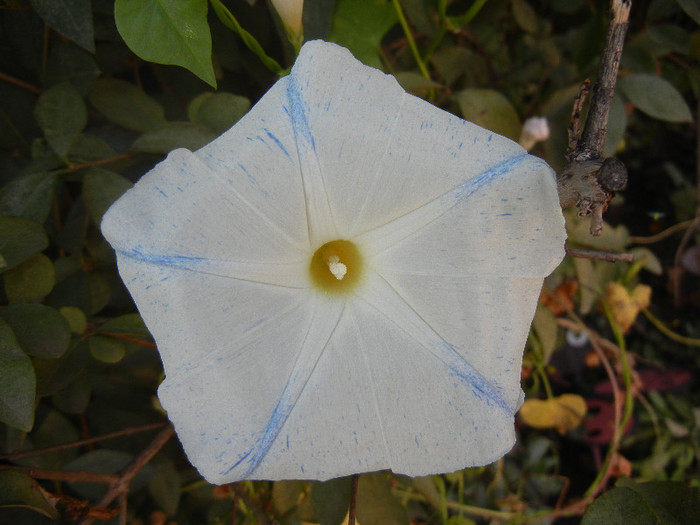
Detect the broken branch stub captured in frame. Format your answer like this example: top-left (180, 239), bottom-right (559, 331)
top-left (558, 0), bottom-right (631, 236)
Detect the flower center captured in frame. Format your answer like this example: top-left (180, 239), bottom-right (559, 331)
top-left (309, 240), bottom-right (363, 294)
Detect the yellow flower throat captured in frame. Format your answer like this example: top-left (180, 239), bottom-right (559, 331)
top-left (309, 240), bottom-right (363, 294)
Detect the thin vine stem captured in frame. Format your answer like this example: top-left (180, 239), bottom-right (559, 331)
top-left (392, 0), bottom-right (431, 82)
top-left (581, 302), bottom-right (635, 499)
top-left (641, 308), bottom-right (700, 346)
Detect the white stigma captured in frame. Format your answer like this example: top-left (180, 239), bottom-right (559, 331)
top-left (327, 255), bottom-right (347, 280)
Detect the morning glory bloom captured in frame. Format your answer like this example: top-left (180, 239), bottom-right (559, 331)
top-left (102, 40), bottom-right (566, 484)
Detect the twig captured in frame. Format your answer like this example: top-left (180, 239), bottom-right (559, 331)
top-left (641, 308), bottom-right (700, 346)
top-left (1, 422), bottom-right (167, 462)
top-left (672, 98), bottom-right (700, 307)
top-left (628, 219), bottom-right (696, 244)
top-left (0, 466), bottom-right (117, 484)
top-left (66, 152), bottom-right (136, 172)
top-left (348, 473), bottom-right (359, 525)
top-left (566, 247), bottom-right (635, 263)
top-left (567, 80), bottom-right (590, 158)
top-left (79, 424), bottom-right (174, 525)
top-left (98, 331), bottom-right (156, 348)
top-left (557, 0), bottom-right (631, 236)
top-left (577, 0), bottom-right (631, 158)
top-left (0, 71), bottom-right (42, 94)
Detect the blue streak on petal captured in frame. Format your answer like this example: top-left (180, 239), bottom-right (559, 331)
top-left (118, 248), bottom-right (207, 269)
top-left (220, 299), bottom-right (345, 479)
top-left (439, 342), bottom-right (512, 414)
top-left (287, 75), bottom-right (315, 151)
top-left (237, 163), bottom-right (269, 196)
top-left (264, 128), bottom-right (290, 158)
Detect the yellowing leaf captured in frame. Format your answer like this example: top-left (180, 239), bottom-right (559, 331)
top-left (519, 394), bottom-right (587, 434)
top-left (605, 282), bottom-right (652, 333)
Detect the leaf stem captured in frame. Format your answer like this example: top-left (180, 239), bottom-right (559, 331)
top-left (391, 0), bottom-right (430, 82)
top-left (581, 302), bottom-right (634, 499)
top-left (641, 308), bottom-right (700, 346)
top-left (209, 0), bottom-right (283, 74)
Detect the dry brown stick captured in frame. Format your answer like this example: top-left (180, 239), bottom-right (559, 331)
top-left (577, 0), bottom-right (631, 159)
top-left (672, 99), bottom-right (700, 307)
top-left (558, 0), bottom-right (631, 236)
top-left (628, 219), bottom-right (696, 244)
top-left (348, 473), bottom-right (360, 525)
top-left (1, 422), bottom-right (167, 462)
top-left (566, 247), bottom-right (635, 263)
top-left (79, 424), bottom-right (174, 525)
top-left (0, 71), bottom-right (42, 94)
top-left (0, 465), bottom-right (117, 484)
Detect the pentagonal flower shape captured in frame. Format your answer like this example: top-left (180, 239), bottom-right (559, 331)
top-left (102, 40), bottom-right (566, 484)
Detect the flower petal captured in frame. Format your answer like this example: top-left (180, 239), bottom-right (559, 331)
top-left (102, 147), bottom-right (308, 266)
top-left (361, 153), bottom-right (564, 278)
top-left (288, 42), bottom-right (531, 242)
top-left (243, 273), bottom-right (519, 480)
top-left (158, 293), bottom-right (344, 484)
top-left (112, 256), bottom-right (309, 375)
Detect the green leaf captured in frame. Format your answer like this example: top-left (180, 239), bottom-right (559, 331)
top-left (393, 72), bottom-right (442, 96)
top-left (131, 122), bottom-right (217, 154)
top-left (4, 253), bottom-right (55, 303)
top-left (88, 335), bottom-right (126, 364)
top-left (356, 472), bottom-right (410, 525)
top-left (272, 480), bottom-right (314, 520)
top-left (43, 38), bottom-right (101, 95)
top-left (34, 82), bottom-right (87, 158)
top-left (19, 409), bottom-right (80, 469)
top-left (34, 341), bottom-right (90, 397)
top-left (329, 0), bottom-right (397, 69)
top-left (59, 306), bottom-right (87, 335)
top-left (97, 313), bottom-right (150, 338)
top-left (0, 217), bottom-right (48, 273)
top-left (30, 0), bottom-right (95, 53)
top-left (89, 78), bottom-right (167, 132)
top-left (573, 257), bottom-right (597, 315)
top-left (582, 479), bottom-right (700, 525)
top-left (83, 168), bottom-right (133, 225)
top-left (66, 450), bottom-right (153, 499)
top-left (630, 247), bottom-right (663, 275)
top-left (455, 89), bottom-right (521, 141)
top-left (68, 134), bottom-right (118, 163)
top-left (148, 461), bottom-right (182, 516)
top-left (0, 470), bottom-right (59, 519)
top-left (431, 45), bottom-right (487, 87)
top-left (311, 476), bottom-right (353, 525)
top-left (604, 94), bottom-right (627, 157)
top-left (618, 74), bottom-right (693, 123)
top-left (0, 319), bottom-right (36, 432)
top-left (0, 304), bottom-right (71, 359)
top-left (0, 172), bottom-right (57, 223)
top-left (678, 0), bottom-right (700, 26)
top-left (532, 304), bottom-right (559, 363)
top-left (566, 211), bottom-right (630, 250)
top-left (114, 0), bottom-right (216, 87)
top-left (512, 0), bottom-right (540, 34)
top-left (52, 373), bottom-right (91, 414)
top-left (188, 92), bottom-right (251, 135)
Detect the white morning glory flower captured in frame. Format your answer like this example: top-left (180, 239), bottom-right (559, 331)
top-left (101, 40), bottom-right (566, 484)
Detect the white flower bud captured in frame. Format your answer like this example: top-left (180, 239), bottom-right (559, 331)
top-left (270, 0), bottom-right (304, 49)
top-left (519, 116), bottom-right (550, 151)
